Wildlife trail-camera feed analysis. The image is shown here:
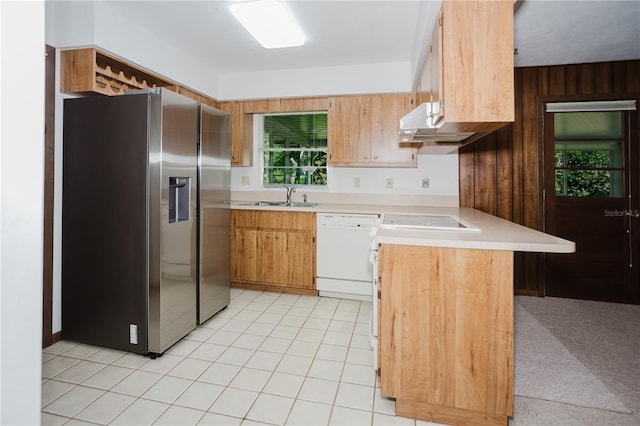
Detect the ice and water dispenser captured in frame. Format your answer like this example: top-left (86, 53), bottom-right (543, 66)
top-left (169, 177), bottom-right (190, 223)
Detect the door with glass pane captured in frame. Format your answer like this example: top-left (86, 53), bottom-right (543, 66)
top-left (544, 103), bottom-right (639, 304)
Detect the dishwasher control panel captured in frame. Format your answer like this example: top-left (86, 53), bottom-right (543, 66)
top-left (316, 213), bottom-right (378, 230)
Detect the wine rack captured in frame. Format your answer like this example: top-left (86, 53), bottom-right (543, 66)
top-left (60, 48), bottom-right (172, 96)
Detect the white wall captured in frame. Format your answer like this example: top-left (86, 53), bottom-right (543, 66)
top-left (217, 61), bottom-right (412, 100)
top-left (0, 1), bottom-right (45, 424)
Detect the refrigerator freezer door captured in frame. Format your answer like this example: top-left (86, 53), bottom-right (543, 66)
top-left (197, 104), bottom-right (231, 324)
top-left (63, 94), bottom-right (151, 354)
top-left (148, 89), bottom-right (199, 354)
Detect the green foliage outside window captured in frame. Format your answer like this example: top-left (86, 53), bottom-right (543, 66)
top-left (554, 144), bottom-right (622, 197)
top-left (553, 111), bottom-right (623, 198)
top-left (556, 150), bottom-right (611, 197)
top-left (263, 113), bottom-right (328, 186)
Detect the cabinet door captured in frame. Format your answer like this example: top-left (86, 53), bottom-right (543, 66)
top-left (217, 101), bottom-right (250, 166)
top-left (283, 231), bottom-right (315, 289)
top-left (328, 95), bottom-right (372, 165)
top-left (379, 244), bottom-right (514, 417)
top-left (259, 230), bottom-right (315, 289)
top-left (370, 94), bottom-right (417, 166)
top-left (257, 230), bottom-right (282, 285)
top-left (230, 228), bottom-right (259, 282)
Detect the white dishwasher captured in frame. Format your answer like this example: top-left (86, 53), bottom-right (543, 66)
top-left (316, 213), bottom-right (378, 301)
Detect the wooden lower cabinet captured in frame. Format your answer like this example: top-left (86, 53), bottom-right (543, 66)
top-left (378, 244), bottom-right (514, 426)
top-left (231, 210), bottom-right (317, 295)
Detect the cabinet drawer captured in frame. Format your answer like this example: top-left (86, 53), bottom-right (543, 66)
top-left (232, 210), bottom-right (316, 231)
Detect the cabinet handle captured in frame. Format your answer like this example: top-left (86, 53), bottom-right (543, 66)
top-left (364, 155), bottom-right (368, 159)
top-left (275, 235), bottom-right (279, 240)
top-left (373, 155), bottom-right (378, 160)
top-left (265, 234), bottom-right (270, 239)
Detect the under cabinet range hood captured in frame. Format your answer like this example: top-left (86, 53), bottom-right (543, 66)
top-left (398, 102), bottom-right (475, 145)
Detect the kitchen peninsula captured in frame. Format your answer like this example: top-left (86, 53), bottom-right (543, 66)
top-left (232, 202), bottom-right (574, 426)
top-left (373, 208), bottom-right (573, 426)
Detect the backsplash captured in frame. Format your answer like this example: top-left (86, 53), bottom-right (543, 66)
top-left (231, 190), bottom-right (458, 207)
top-left (231, 152), bottom-right (459, 207)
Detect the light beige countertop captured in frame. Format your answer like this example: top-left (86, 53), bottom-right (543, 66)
top-left (230, 202), bottom-right (575, 254)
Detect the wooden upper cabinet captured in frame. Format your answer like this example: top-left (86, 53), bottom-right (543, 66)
top-left (217, 101), bottom-right (252, 167)
top-left (328, 95), bottom-right (372, 165)
top-left (61, 47), bottom-right (220, 108)
top-left (371, 94), bottom-right (417, 164)
top-left (429, 0), bottom-right (514, 133)
top-left (328, 94), bottom-right (417, 167)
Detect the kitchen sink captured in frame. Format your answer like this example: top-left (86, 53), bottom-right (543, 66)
top-left (241, 201), bottom-right (287, 206)
top-left (287, 202), bottom-right (318, 207)
top-left (240, 201), bottom-right (318, 207)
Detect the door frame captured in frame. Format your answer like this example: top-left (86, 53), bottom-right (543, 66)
top-left (43, 44), bottom-right (55, 347)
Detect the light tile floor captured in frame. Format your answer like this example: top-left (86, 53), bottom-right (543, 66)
top-left (42, 289), bottom-right (442, 426)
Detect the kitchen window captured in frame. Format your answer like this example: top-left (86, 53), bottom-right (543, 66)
top-left (261, 112), bottom-right (328, 186)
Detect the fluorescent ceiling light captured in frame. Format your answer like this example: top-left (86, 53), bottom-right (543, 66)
top-left (230, 0), bottom-right (305, 49)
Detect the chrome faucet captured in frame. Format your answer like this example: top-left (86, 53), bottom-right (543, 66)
top-left (285, 185), bottom-right (296, 204)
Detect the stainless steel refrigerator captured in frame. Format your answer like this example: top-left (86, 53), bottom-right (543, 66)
top-left (62, 88), bottom-right (230, 357)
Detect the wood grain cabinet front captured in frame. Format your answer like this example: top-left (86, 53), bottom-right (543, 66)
top-left (231, 210), bottom-right (317, 295)
top-left (378, 244), bottom-right (514, 426)
top-left (217, 101), bottom-right (252, 166)
top-left (427, 0), bottom-right (514, 134)
top-left (328, 93), bottom-right (417, 167)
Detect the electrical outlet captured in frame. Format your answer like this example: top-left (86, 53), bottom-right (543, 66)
top-left (422, 178), bottom-right (430, 188)
top-left (353, 177), bottom-right (360, 188)
top-left (241, 175), bottom-right (250, 185)
top-left (386, 178), bottom-right (394, 189)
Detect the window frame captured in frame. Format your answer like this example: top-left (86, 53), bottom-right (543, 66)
top-left (258, 111), bottom-right (328, 187)
top-left (552, 111), bottom-right (625, 198)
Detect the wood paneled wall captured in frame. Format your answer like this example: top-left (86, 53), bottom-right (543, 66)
top-left (459, 59), bottom-right (640, 295)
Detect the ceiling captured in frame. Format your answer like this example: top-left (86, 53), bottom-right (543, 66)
top-left (103, 0), bottom-right (640, 76)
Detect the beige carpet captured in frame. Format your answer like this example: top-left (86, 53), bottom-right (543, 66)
top-left (514, 300), bottom-right (631, 414)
